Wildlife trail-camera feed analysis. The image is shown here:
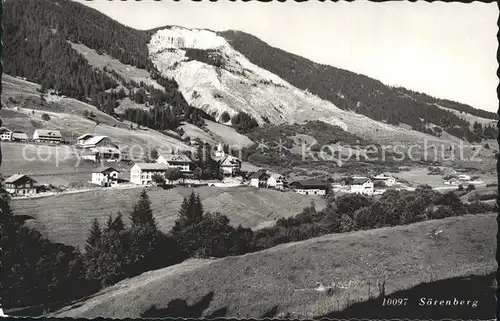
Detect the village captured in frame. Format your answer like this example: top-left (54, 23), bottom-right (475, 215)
top-left (1, 127), bottom-right (487, 199)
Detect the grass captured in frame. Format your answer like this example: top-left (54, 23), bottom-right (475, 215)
top-left (51, 213), bottom-right (496, 318)
top-left (11, 186), bottom-right (326, 249)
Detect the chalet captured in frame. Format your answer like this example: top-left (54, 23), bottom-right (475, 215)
top-left (457, 174), bottom-right (471, 181)
top-left (350, 177), bottom-right (374, 195)
top-left (4, 173), bottom-right (37, 196)
top-left (76, 133), bottom-right (96, 146)
top-left (290, 179), bottom-right (328, 196)
top-left (81, 147), bottom-right (121, 162)
top-left (156, 153), bottom-right (192, 173)
top-left (249, 170), bottom-right (270, 188)
top-left (130, 163), bottom-right (170, 185)
top-left (82, 135), bottom-right (117, 149)
top-left (219, 155), bottom-right (242, 176)
top-left (0, 128), bottom-right (12, 141)
top-left (32, 129), bottom-right (62, 144)
top-left (372, 173), bottom-right (396, 187)
top-left (267, 174), bottom-right (287, 190)
top-left (11, 131), bottom-right (28, 142)
top-left (92, 166), bottom-right (120, 187)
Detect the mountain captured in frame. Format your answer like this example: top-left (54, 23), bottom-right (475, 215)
top-left (3, 0), bottom-right (497, 147)
top-left (220, 31), bottom-right (498, 133)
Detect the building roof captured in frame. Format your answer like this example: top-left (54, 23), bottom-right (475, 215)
top-left (92, 147), bottom-right (121, 154)
top-left (220, 154), bottom-right (241, 166)
top-left (77, 133), bottom-right (96, 140)
top-left (94, 166), bottom-right (120, 173)
top-left (12, 132), bottom-right (28, 138)
top-left (34, 129), bottom-right (62, 138)
top-left (291, 179), bottom-right (327, 189)
top-left (133, 163), bottom-right (170, 171)
top-left (82, 135), bottom-right (109, 146)
top-left (159, 153), bottom-right (192, 163)
top-left (249, 169), bottom-right (269, 179)
top-left (351, 177), bottom-right (371, 185)
top-left (4, 173), bottom-right (36, 184)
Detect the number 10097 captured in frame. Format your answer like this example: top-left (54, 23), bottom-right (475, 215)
top-left (382, 298), bottom-right (408, 306)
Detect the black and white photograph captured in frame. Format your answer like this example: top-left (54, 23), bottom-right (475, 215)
top-left (0, 0), bottom-right (499, 319)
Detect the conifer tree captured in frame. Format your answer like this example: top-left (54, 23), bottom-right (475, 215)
top-left (130, 190), bottom-right (156, 228)
top-left (85, 218), bottom-right (102, 253)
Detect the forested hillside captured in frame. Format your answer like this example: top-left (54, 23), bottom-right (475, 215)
top-left (4, 0), bottom-right (210, 130)
top-left (220, 30), bottom-right (497, 141)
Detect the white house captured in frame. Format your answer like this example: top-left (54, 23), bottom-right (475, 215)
top-left (76, 133), bottom-right (96, 146)
top-left (290, 179), bottom-right (327, 196)
top-left (219, 155), bottom-right (242, 176)
top-left (0, 128), bottom-right (12, 141)
top-left (82, 135), bottom-right (117, 149)
top-left (92, 166), bottom-right (120, 187)
top-left (130, 163), bottom-right (170, 185)
top-left (4, 173), bottom-right (37, 196)
top-left (267, 174), bottom-right (287, 190)
top-left (81, 147), bottom-right (121, 162)
top-left (350, 177), bottom-right (374, 195)
top-left (373, 173), bottom-right (396, 187)
top-left (249, 170), bottom-right (270, 188)
top-left (156, 153), bottom-right (192, 173)
top-left (33, 129), bottom-right (62, 144)
top-left (457, 174), bottom-right (471, 181)
top-left (11, 131), bottom-right (28, 142)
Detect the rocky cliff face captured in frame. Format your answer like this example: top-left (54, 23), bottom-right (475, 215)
top-left (148, 27), bottom-right (459, 146)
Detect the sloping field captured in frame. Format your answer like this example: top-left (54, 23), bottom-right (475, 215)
top-left (434, 103), bottom-right (497, 128)
top-left (11, 186), bottom-right (325, 249)
top-left (204, 120), bottom-right (254, 148)
top-left (69, 41), bottom-right (163, 90)
top-left (53, 213), bottom-right (495, 318)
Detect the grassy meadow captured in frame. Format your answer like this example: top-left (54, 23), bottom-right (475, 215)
top-left (52, 213), bottom-right (496, 318)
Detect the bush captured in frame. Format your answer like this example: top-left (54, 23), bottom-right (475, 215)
top-left (339, 214), bottom-right (357, 232)
top-left (457, 184), bottom-right (464, 192)
top-left (220, 111), bottom-right (231, 122)
top-left (466, 184), bottom-right (476, 192)
top-left (41, 113), bottom-right (51, 121)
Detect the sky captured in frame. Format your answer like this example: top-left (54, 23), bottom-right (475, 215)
top-left (78, 0), bottom-right (499, 113)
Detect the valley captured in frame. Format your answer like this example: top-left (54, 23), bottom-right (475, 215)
top-left (1, 0), bottom-right (497, 319)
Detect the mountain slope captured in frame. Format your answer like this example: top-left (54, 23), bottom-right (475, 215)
top-left (4, 0), bottom-right (496, 148)
top-left (147, 26), bottom-right (468, 146)
top-left (219, 30), bottom-right (497, 142)
top-left (52, 213), bottom-right (495, 318)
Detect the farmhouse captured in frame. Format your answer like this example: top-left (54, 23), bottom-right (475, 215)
top-left (372, 173), bottom-right (396, 187)
top-left (81, 147), bottom-right (121, 162)
top-left (0, 128), bottom-right (12, 141)
top-left (33, 129), bottom-right (62, 144)
top-left (76, 133), bottom-right (96, 146)
top-left (4, 173), bottom-right (37, 196)
top-left (249, 170), bottom-right (270, 188)
top-left (350, 177), bottom-right (374, 195)
top-left (130, 163), bottom-right (169, 185)
top-left (290, 179), bottom-right (328, 196)
top-left (457, 174), bottom-right (471, 181)
top-left (92, 166), bottom-right (120, 187)
top-left (267, 174), bottom-right (287, 190)
top-left (219, 155), bottom-right (242, 176)
top-left (82, 135), bottom-right (117, 149)
top-left (156, 153), bottom-right (192, 173)
top-left (11, 131), bottom-right (28, 142)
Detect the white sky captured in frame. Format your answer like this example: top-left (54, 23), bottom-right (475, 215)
top-left (77, 0), bottom-right (499, 113)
